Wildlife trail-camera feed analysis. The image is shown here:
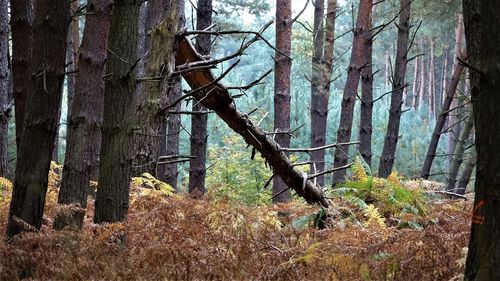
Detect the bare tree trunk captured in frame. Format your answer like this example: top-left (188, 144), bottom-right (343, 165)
top-left (418, 38), bottom-right (425, 110)
top-left (332, 0), bottom-right (372, 185)
top-left (455, 144), bottom-right (475, 195)
top-left (359, 1), bottom-right (375, 167)
top-left (310, 0), bottom-right (336, 186)
top-left (463, 1), bottom-right (500, 279)
top-left (94, 0), bottom-right (140, 224)
top-left (10, 0), bottom-right (33, 150)
top-left (447, 108), bottom-right (473, 191)
top-left (384, 49), bottom-right (390, 90)
top-left (272, 0), bottom-right (292, 202)
top-left (6, 0), bottom-right (70, 237)
top-left (428, 37), bottom-right (435, 117)
top-left (411, 55), bottom-right (419, 108)
top-left (0, 0), bottom-right (8, 177)
top-left (188, 0), bottom-right (212, 195)
top-left (437, 47), bottom-right (449, 110)
top-left (55, 0), bottom-right (113, 230)
top-left (420, 54), bottom-right (465, 179)
top-left (377, 0), bottom-right (411, 178)
top-left (164, 80), bottom-right (182, 189)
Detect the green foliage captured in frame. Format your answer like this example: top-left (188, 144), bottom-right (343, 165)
top-left (206, 134), bottom-right (272, 205)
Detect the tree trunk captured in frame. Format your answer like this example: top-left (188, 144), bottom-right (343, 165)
top-left (377, 0), bottom-right (410, 178)
top-left (6, 0), bottom-right (70, 237)
top-left (463, 1), bottom-right (500, 279)
top-left (176, 37), bottom-right (331, 207)
top-left (332, 0), bottom-right (372, 185)
top-left (94, 0), bottom-right (140, 224)
top-left (133, 0), bottom-right (173, 176)
top-left (447, 108), bottom-right (473, 192)
top-left (54, 0), bottom-right (113, 230)
top-left (310, 0), bottom-right (336, 186)
top-left (272, 0), bottom-right (292, 202)
top-left (420, 15), bottom-right (465, 180)
top-left (0, 0), bottom-right (8, 177)
top-left (418, 38), bottom-right (425, 110)
top-left (428, 37), bottom-right (435, 117)
top-left (438, 47), bottom-right (449, 110)
top-left (164, 80), bottom-right (182, 189)
top-left (10, 0), bottom-right (33, 150)
top-left (188, 0), bottom-right (212, 195)
top-left (359, 1), bottom-right (375, 167)
top-left (412, 55), bottom-right (419, 108)
top-left (455, 144), bottom-right (475, 195)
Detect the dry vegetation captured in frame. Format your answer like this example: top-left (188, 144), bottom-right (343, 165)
top-left (0, 167), bottom-right (471, 281)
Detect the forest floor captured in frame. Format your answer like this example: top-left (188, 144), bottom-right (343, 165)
top-left (0, 168), bottom-right (471, 281)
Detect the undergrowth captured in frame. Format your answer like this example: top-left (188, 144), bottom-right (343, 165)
top-left (0, 164), bottom-right (471, 280)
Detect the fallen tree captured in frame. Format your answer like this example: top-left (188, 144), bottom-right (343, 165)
top-left (175, 36), bottom-right (331, 207)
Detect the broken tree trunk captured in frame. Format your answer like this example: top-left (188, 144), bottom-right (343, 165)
top-left (175, 36), bottom-right (331, 207)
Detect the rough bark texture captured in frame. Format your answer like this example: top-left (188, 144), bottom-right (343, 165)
top-left (463, 1), bottom-right (500, 279)
top-left (94, 0), bottom-right (140, 224)
top-left (377, 0), bottom-right (410, 178)
top-left (10, 0), bottom-right (33, 150)
top-left (359, 1), bottom-right (375, 167)
top-left (188, 0), bottom-right (212, 195)
top-left (6, 0), bottom-right (70, 237)
top-left (447, 108), bottom-right (473, 192)
top-left (176, 37), bottom-right (331, 207)
top-left (310, 0), bottom-right (336, 186)
top-left (0, 0), bottom-right (8, 177)
top-left (272, 0), bottom-right (292, 202)
top-left (133, 0), bottom-right (173, 176)
top-left (332, 0), bottom-right (372, 185)
top-left (55, 0), bottom-right (113, 230)
top-left (420, 19), bottom-right (465, 179)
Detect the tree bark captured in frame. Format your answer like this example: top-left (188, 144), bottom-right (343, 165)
top-left (428, 37), bottom-right (435, 117)
top-left (418, 38), bottom-right (425, 110)
top-left (188, 0), bottom-right (212, 195)
top-left (55, 0), bottom-right (113, 230)
top-left (377, 0), bottom-right (410, 178)
top-left (310, 0), bottom-right (336, 186)
top-left (0, 0), bottom-right (8, 177)
top-left (10, 0), bottom-right (33, 150)
top-left (176, 37), bottom-right (331, 207)
top-left (463, 1), bottom-right (500, 279)
top-left (411, 55), bottom-right (419, 109)
top-left (272, 0), bottom-right (292, 202)
top-left (332, 0), bottom-right (372, 185)
top-left (6, 0), bottom-right (70, 237)
top-left (455, 144), bottom-right (475, 195)
top-left (94, 0), bottom-right (140, 224)
top-left (420, 15), bottom-right (465, 180)
top-left (447, 108), bottom-right (473, 192)
top-left (359, 1), bottom-right (375, 167)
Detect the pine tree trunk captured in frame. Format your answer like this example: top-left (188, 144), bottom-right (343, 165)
top-left (463, 1), bottom-right (500, 279)
top-left (55, 0), bottom-right (113, 230)
top-left (0, 0), bottom-right (8, 177)
top-left (94, 0), bottom-right (140, 224)
top-left (420, 54), bottom-right (465, 179)
top-left (447, 108), bottom-right (473, 192)
top-left (310, 0), bottom-right (336, 186)
top-left (188, 0), bottom-right (212, 195)
top-left (412, 55), bottom-right (419, 108)
top-left (164, 80), bottom-right (182, 189)
top-left (332, 0), bottom-right (372, 185)
top-left (359, 1), bottom-right (375, 167)
top-left (272, 0), bottom-right (292, 202)
top-left (10, 0), bottom-right (33, 150)
top-left (455, 145), bottom-right (475, 195)
top-left (428, 37), bottom-right (435, 117)
top-left (418, 38), bottom-right (425, 110)
top-left (6, 0), bottom-right (70, 237)
top-left (377, 0), bottom-right (411, 178)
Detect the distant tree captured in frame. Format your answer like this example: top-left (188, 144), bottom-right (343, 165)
top-left (94, 0), bottom-right (140, 224)
top-left (272, 0), bottom-right (292, 203)
top-left (0, 0), bottom-right (8, 177)
top-left (463, 1), bottom-right (500, 279)
top-left (55, 0), bottom-right (113, 230)
top-left (10, 0), bottom-right (33, 150)
top-left (378, 0), bottom-right (410, 178)
top-left (332, 0), bottom-right (372, 185)
top-left (7, 0), bottom-right (70, 237)
top-left (189, 0), bottom-right (212, 195)
top-left (310, 0), bottom-right (337, 186)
